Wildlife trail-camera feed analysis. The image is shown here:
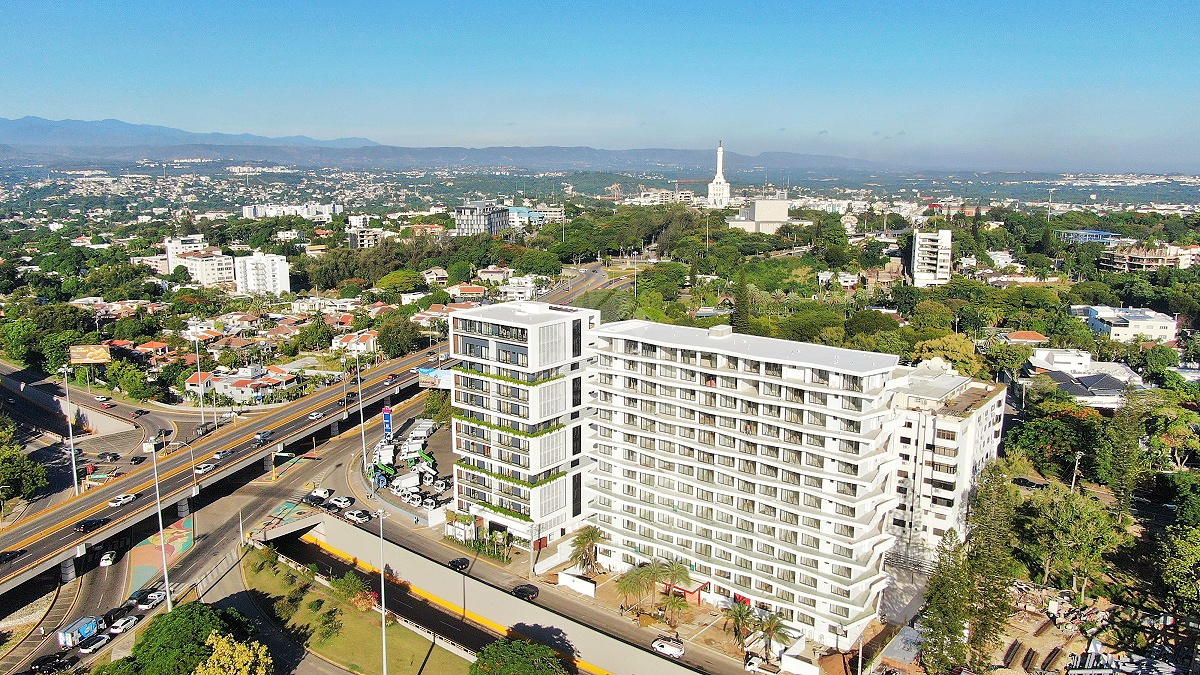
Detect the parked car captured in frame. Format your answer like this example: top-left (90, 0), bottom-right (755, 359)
top-left (74, 518), bottom-right (107, 534)
top-left (108, 615), bottom-right (139, 634)
top-left (652, 635), bottom-right (685, 659)
top-left (194, 463), bottom-right (216, 475)
top-left (307, 412), bottom-right (325, 420)
top-left (97, 452), bottom-right (120, 462)
top-left (320, 502), bottom-right (341, 514)
top-left (125, 590), bottom-right (151, 608)
top-left (448, 557), bottom-right (469, 572)
top-left (137, 591), bottom-right (166, 610)
top-left (310, 488), bottom-right (332, 499)
top-left (128, 456), bottom-right (145, 465)
top-left (93, 396), bottom-right (110, 402)
top-left (107, 494), bottom-right (136, 507)
top-left (77, 634), bottom-right (110, 654)
top-left (302, 494), bottom-right (325, 507)
top-left (99, 551), bottom-right (117, 567)
top-left (344, 510), bottom-right (371, 524)
top-left (328, 496), bottom-right (353, 509)
top-left (29, 651), bottom-right (70, 671)
top-left (512, 584), bottom-right (539, 601)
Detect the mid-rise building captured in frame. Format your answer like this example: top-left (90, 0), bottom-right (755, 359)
top-left (448, 302), bottom-right (600, 551)
top-left (241, 203), bottom-right (342, 222)
top-left (451, 201), bottom-right (510, 237)
top-left (588, 321), bottom-right (903, 648)
top-left (234, 251), bottom-right (291, 296)
top-left (910, 229), bottom-right (952, 287)
top-left (164, 234), bottom-right (208, 271)
top-left (177, 250), bottom-right (235, 287)
top-left (1099, 244), bottom-right (1200, 272)
top-left (726, 199), bottom-right (795, 235)
top-left (1073, 305), bottom-right (1177, 343)
top-left (707, 142), bottom-right (731, 209)
top-left (347, 214), bottom-right (373, 229)
top-left (887, 360), bottom-right (1006, 569)
top-left (347, 227), bottom-right (391, 250)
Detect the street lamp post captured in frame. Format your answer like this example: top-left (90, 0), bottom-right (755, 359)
top-left (193, 340), bottom-right (206, 428)
top-left (59, 367), bottom-right (80, 496)
top-left (355, 352), bottom-right (367, 459)
top-left (376, 510), bottom-right (390, 675)
top-left (150, 442), bottom-right (173, 613)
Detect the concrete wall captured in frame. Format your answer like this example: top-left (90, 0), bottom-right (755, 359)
top-left (1, 380), bottom-right (137, 437)
top-left (288, 515), bottom-right (698, 675)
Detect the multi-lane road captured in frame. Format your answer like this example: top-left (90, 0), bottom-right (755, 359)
top-left (0, 263), bottom-right (621, 594)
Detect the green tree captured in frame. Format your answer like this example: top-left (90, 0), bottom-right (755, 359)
top-left (375, 269), bottom-right (424, 293)
top-left (118, 602), bottom-right (248, 675)
top-left (984, 343), bottom-right (1033, 382)
top-left (965, 464), bottom-right (1017, 671)
top-left (911, 334), bottom-right (984, 377)
top-left (448, 261), bottom-right (474, 285)
top-left (1160, 525), bottom-right (1200, 616)
top-left (615, 569), bottom-right (651, 614)
top-left (1018, 485), bottom-right (1123, 600)
top-left (662, 594), bottom-right (689, 627)
top-left (844, 310), bottom-right (899, 337)
top-left (193, 633), bottom-right (272, 675)
top-left (513, 249), bottom-right (563, 277)
top-left (376, 315), bottom-right (421, 358)
top-left (1144, 344), bottom-right (1181, 378)
top-left (567, 525), bottom-right (603, 577)
top-left (731, 268), bottom-right (751, 334)
top-left (910, 300), bottom-right (954, 331)
top-left (1096, 396), bottom-right (1154, 518)
top-left (754, 612), bottom-right (794, 663)
top-left (0, 435), bottom-right (49, 499)
top-left (722, 602), bottom-right (755, 652)
top-left (918, 532), bottom-right (971, 675)
top-left (470, 638), bottom-right (567, 675)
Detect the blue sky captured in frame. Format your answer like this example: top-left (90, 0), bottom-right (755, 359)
top-left (1, 1), bottom-right (1197, 171)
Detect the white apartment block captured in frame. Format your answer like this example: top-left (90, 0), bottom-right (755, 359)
top-left (1100, 244), bottom-right (1200, 272)
top-left (451, 201), bottom-right (510, 237)
top-left (588, 322), bottom-right (904, 648)
top-left (347, 214), bottom-right (373, 229)
top-left (178, 250), bottom-right (235, 287)
top-left (1074, 305), bottom-right (1177, 343)
top-left (910, 229), bottom-right (952, 287)
top-left (887, 359), bottom-right (1005, 569)
top-left (234, 251), bottom-right (291, 296)
top-left (448, 302), bottom-right (601, 550)
top-left (164, 234), bottom-right (208, 270)
top-left (241, 203), bottom-right (342, 221)
top-left (130, 254), bottom-right (170, 275)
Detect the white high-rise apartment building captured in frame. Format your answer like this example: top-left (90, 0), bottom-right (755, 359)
top-left (707, 141), bottom-right (731, 208)
top-left (910, 229), bottom-right (952, 287)
top-left (887, 359), bottom-right (1006, 569)
top-left (234, 251), bottom-right (291, 296)
top-left (451, 201), bottom-right (510, 237)
top-left (448, 302), bottom-right (601, 550)
top-left (164, 234), bottom-right (208, 271)
top-left (588, 322), bottom-right (903, 647)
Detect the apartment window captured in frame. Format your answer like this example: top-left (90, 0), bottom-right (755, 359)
top-left (834, 503), bottom-right (856, 517)
top-left (806, 454), bottom-right (825, 469)
top-left (831, 604), bottom-right (851, 618)
top-left (834, 524), bottom-right (855, 537)
top-left (804, 475), bottom-right (823, 488)
top-left (801, 533), bottom-right (820, 549)
top-left (808, 392), bottom-right (827, 406)
top-left (832, 564), bottom-right (853, 579)
top-left (936, 429), bottom-right (958, 441)
top-left (802, 516), bottom-right (820, 529)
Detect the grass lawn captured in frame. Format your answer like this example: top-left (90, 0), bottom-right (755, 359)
top-left (242, 554), bottom-right (469, 675)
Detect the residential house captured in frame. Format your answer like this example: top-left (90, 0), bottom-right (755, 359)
top-left (444, 283), bottom-right (487, 299)
top-left (477, 265), bottom-right (515, 284)
top-left (331, 329), bottom-right (379, 354)
top-left (422, 267), bottom-right (449, 286)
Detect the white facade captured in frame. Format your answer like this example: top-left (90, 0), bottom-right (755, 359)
top-left (589, 322), bottom-right (903, 647)
top-left (887, 359), bottom-right (1005, 568)
top-left (164, 234), bottom-right (207, 271)
top-left (178, 251), bottom-right (235, 287)
top-left (727, 199), bottom-right (794, 235)
top-left (910, 229), bottom-right (952, 287)
top-left (451, 201), bottom-right (510, 237)
top-left (347, 214), bottom-right (372, 229)
top-left (241, 203), bottom-right (342, 221)
top-left (707, 142), bottom-right (731, 209)
top-left (234, 251), bottom-right (291, 296)
top-left (1075, 305), bottom-right (1178, 343)
top-left (449, 302), bottom-right (601, 550)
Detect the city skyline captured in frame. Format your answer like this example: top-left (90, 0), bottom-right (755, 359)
top-left (1, 1), bottom-right (1198, 172)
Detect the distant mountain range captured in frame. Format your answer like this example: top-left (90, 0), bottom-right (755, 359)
top-left (0, 116), bottom-right (893, 172)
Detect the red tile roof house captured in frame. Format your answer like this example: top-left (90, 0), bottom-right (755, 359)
top-left (444, 283), bottom-right (487, 299)
top-left (185, 366), bottom-right (299, 404)
top-left (331, 329), bottom-right (379, 354)
top-left (1002, 330), bottom-right (1049, 345)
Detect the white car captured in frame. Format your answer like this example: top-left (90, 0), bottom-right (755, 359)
top-left (137, 590), bottom-right (166, 610)
top-left (94, 395), bottom-right (110, 402)
top-left (212, 450), bottom-right (235, 461)
top-left (99, 551), bottom-right (117, 567)
top-left (78, 634), bottom-right (111, 654)
top-left (307, 412), bottom-right (325, 420)
top-left (344, 509), bottom-right (371, 524)
top-left (328, 496), bottom-right (353, 509)
top-left (109, 615), bottom-right (139, 634)
top-left (194, 463), bottom-right (216, 475)
top-left (310, 488), bottom-right (332, 499)
top-left (108, 494), bottom-right (136, 507)
top-left (652, 636), bottom-right (685, 659)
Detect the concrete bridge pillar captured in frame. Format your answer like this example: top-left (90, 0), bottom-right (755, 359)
top-left (176, 498), bottom-right (190, 517)
top-left (59, 558), bottom-right (77, 583)
top-left (330, 421), bottom-right (339, 435)
top-left (263, 455), bottom-right (273, 472)
top-left (384, 395), bottom-right (392, 407)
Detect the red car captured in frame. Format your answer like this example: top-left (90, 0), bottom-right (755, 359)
top-left (101, 403), bottom-right (117, 409)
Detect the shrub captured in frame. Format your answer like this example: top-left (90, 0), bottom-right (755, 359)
top-left (351, 590), bottom-right (378, 612)
top-left (274, 597), bottom-right (299, 622)
top-left (330, 571), bottom-right (369, 601)
top-left (306, 598), bottom-right (324, 612)
top-left (316, 609), bottom-right (342, 641)
top-left (251, 559), bottom-right (267, 574)
top-left (282, 572), bottom-right (297, 587)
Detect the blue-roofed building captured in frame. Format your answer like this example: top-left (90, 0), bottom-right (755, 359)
top-left (1054, 229), bottom-right (1137, 245)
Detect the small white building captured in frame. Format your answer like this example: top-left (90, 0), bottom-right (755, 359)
top-left (911, 229), bottom-right (953, 287)
top-left (331, 329), bottom-right (379, 355)
top-left (1074, 305), bottom-right (1177, 343)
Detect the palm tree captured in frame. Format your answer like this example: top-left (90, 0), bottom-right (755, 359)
top-left (663, 560), bottom-right (692, 599)
top-left (722, 603), bottom-right (756, 652)
top-left (662, 594), bottom-right (689, 628)
top-left (755, 613), bottom-right (795, 663)
top-left (644, 561), bottom-right (670, 604)
top-left (568, 525), bottom-right (604, 576)
top-left (615, 569), bottom-right (650, 615)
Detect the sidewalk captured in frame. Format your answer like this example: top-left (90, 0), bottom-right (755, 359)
top-left (0, 576), bottom-right (81, 673)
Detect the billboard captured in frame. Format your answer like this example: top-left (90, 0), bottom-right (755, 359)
top-left (69, 345), bottom-right (111, 365)
top-left (417, 368), bottom-right (452, 390)
top-left (383, 406), bottom-right (393, 436)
